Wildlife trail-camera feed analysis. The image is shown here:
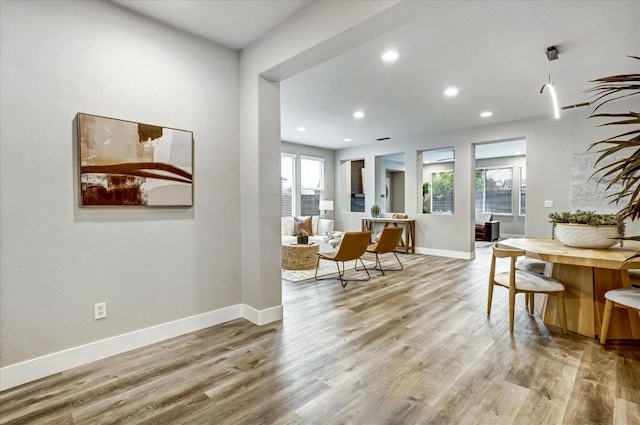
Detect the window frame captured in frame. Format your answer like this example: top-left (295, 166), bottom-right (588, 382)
top-left (475, 166), bottom-right (513, 215)
top-left (280, 153), bottom-right (296, 217)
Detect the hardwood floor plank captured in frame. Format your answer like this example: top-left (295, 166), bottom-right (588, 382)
top-left (1, 247), bottom-right (638, 424)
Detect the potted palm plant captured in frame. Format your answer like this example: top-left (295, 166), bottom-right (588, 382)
top-left (585, 56), bottom-right (639, 256)
top-left (587, 56), bottom-right (640, 223)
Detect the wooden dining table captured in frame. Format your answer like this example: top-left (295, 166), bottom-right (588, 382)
top-left (499, 238), bottom-right (640, 340)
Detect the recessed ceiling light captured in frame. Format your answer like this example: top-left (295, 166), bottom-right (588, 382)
top-left (480, 111), bottom-right (493, 118)
top-left (382, 50), bottom-right (399, 62)
top-left (444, 87), bottom-right (459, 97)
top-left (353, 111), bottom-right (365, 119)
top-left (297, 126), bottom-right (306, 132)
top-left (344, 138), bottom-right (351, 142)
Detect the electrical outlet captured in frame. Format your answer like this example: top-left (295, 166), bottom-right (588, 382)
top-left (94, 302), bottom-right (107, 320)
top-left (544, 200), bottom-right (554, 208)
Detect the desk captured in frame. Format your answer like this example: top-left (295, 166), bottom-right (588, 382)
top-left (361, 218), bottom-right (415, 254)
top-left (500, 238), bottom-right (640, 339)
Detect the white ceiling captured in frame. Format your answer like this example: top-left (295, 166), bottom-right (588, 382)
top-left (111, 0), bottom-right (313, 50)
top-left (113, 1), bottom-right (639, 152)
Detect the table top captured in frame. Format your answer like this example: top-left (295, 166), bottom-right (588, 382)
top-left (499, 238), bottom-right (640, 270)
top-left (282, 242), bottom-right (318, 249)
top-left (361, 217), bottom-right (415, 223)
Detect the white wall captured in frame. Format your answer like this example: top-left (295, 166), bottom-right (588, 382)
top-left (0, 0), bottom-right (241, 367)
top-left (335, 106), bottom-right (639, 258)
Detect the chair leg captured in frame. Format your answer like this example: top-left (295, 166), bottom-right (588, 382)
top-left (322, 258), bottom-right (370, 288)
top-left (376, 253), bottom-right (384, 275)
top-left (314, 257), bottom-right (321, 280)
top-left (487, 281), bottom-right (494, 315)
top-left (392, 252), bottom-right (403, 271)
top-left (600, 299), bottom-right (614, 344)
top-left (373, 252), bottom-right (403, 275)
top-left (557, 292), bottom-right (568, 335)
top-left (357, 257), bottom-right (371, 281)
top-left (528, 292), bottom-right (535, 315)
top-left (509, 287), bottom-right (516, 333)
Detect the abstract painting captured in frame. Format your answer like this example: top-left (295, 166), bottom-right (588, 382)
top-left (571, 152), bottom-right (624, 214)
top-left (78, 113), bottom-right (193, 207)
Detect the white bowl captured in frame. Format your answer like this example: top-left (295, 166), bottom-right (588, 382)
top-left (554, 223), bottom-right (620, 249)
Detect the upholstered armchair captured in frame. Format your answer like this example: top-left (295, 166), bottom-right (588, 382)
top-left (475, 212), bottom-right (500, 242)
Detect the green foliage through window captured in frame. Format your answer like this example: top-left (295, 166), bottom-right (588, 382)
top-left (432, 171), bottom-right (454, 213)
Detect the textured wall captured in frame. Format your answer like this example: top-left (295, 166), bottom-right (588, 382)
top-left (0, 0), bottom-right (241, 366)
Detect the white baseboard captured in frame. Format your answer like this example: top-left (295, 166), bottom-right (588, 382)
top-left (416, 246), bottom-right (474, 260)
top-left (0, 303), bottom-right (283, 391)
top-left (243, 304), bottom-right (283, 325)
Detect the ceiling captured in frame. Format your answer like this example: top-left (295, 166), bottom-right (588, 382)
top-left (113, 1), bottom-right (639, 152)
top-left (111, 0), bottom-right (313, 50)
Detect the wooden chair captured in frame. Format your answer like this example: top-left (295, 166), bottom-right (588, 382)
top-left (516, 257), bottom-right (549, 313)
top-left (366, 227), bottom-right (404, 275)
top-left (488, 243), bottom-right (568, 334)
top-left (599, 288), bottom-right (640, 344)
top-left (315, 231), bottom-right (371, 287)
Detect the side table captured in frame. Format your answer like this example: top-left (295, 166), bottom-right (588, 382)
top-left (282, 242), bottom-right (319, 270)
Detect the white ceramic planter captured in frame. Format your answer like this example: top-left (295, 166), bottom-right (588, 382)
top-left (554, 223), bottom-right (620, 249)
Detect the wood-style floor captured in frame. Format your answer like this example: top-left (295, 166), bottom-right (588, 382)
top-left (1, 245), bottom-right (639, 424)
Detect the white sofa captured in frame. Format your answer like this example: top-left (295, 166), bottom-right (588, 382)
top-left (282, 216), bottom-right (335, 252)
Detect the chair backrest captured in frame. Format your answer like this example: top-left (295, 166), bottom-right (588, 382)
top-left (490, 243), bottom-right (526, 288)
top-left (332, 231), bottom-right (372, 262)
top-left (492, 243), bottom-right (525, 259)
top-left (371, 227), bottom-right (403, 253)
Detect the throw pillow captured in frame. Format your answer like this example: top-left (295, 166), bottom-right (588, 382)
top-left (293, 216), bottom-right (314, 236)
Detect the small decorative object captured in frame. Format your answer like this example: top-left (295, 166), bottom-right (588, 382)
top-left (296, 229), bottom-right (309, 244)
top-left (549, 210), bottom-right (625, 248)
top-left (371, 204), bottom-right (381, 218)
top-left (392, 213), bottom-right (408, 219)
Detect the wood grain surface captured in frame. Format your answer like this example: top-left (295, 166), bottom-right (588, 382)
top-left (1, 246), bottom-right (638, 424)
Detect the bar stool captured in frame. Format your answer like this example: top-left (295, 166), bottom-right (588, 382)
top-left (599, 288), bottom-right (640, 344)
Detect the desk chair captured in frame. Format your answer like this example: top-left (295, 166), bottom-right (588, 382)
top-left (599, 288), bottom-right (640, 344)
top-left (367, 227), bottom-right (404, 275)
top-left (488, 243), bottom-right (568, 334)
top-left (315, 231), bottom-right (371, 287)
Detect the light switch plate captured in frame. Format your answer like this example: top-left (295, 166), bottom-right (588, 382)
top-left (544, 200), bottom-right (554, 208)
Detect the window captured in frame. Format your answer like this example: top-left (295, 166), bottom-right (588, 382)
top-left (475, 167), bottom-right (513, 214)
top-left (281, 154), bottom-right (295, 217)
top-left (520, 166), bottom-right (526, 215)
top-left (421, 148), bottom-right (454, 214)
top-left (300, 156), bottom-right (324, 216)
top-left (431, 171), bottom-right (454, 214)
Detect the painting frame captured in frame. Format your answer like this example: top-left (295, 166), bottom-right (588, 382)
top-left (77, 113), bottom-right (194, 207)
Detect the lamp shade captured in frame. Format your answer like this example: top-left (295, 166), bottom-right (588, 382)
top-left (319, 200), bottom-right (334, 211)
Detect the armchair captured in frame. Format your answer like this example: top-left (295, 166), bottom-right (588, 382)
top-left (475, 212), bottom-right (500, 242)
top-left (315, 231), bottom-right (371, 287)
